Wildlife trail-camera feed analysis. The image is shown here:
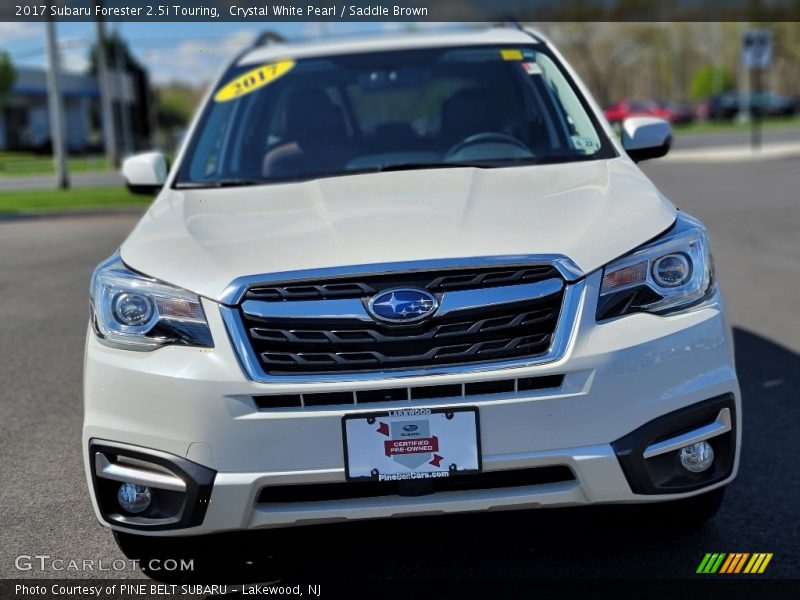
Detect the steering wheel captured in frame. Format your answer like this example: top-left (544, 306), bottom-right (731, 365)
top-left (444, 132), bottom-right (532, 160)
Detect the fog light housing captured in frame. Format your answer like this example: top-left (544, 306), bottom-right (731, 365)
top-left (117, 483), bottom-right (152, 514)
top-left (679, 441), bottom-right (715, 473)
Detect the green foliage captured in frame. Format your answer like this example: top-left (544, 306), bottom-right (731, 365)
top-left (690, 66), bottom-right (734, 100)
top-left (0, 50), bottom-right (16, 106)
top-left (0, 152), bottom-right (107, 176)
top-left (88, 30), bottom-right (140, 73)
top-left (155, 84), bottom-right (200, 130)
top-left (0, 186), bottom-right (148, 214)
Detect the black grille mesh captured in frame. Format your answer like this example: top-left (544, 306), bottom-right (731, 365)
top-left (240, 267), bottom-right (564, 375)
top-left (245, 266), bottom-right (559, 301)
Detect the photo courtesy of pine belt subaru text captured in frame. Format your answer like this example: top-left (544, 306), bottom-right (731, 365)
top-left (82, 25), bottom-right (740, 560)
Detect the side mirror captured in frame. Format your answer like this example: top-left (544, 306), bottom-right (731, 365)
top-left (122, 152), bottom-right (168, 195)
top-left (621, 117), bottom-right (672, 162)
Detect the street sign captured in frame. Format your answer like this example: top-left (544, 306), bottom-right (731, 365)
top-left (742, 29), bottom-right (773, 69)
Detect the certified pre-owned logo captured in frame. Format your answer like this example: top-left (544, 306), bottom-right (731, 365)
top-left (367, 288), bottom-right (438, 323)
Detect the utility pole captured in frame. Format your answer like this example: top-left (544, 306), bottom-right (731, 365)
top-left (44, 17), bottom-right (69, 189)
top-left (94, 3), bottom-right (119, 167)
top-left (114, 24), bottom-right (134, 157)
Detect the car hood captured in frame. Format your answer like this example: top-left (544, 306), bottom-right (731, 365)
top-left (121, 158), bottom-right (676, 303)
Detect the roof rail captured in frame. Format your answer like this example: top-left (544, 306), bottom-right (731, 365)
top-left (493, 20), bottom-right (542, 42)
top-left (253, 31), bottom-right (287, 48)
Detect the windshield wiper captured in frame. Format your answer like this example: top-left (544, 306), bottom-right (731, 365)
top-left (174, 178), bottom-right (267, 189)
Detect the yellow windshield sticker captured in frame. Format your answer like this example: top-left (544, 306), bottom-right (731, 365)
top-left (501, 49), bottom-right (523, 60)
top-left (214, 60), bottom-right (295, 103)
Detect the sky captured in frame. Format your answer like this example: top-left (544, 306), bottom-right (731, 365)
top-left (0, 21), bottom-right (416, 85)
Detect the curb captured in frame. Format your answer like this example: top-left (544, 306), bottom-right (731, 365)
top-left (663, 142), bottom-right (800, 164)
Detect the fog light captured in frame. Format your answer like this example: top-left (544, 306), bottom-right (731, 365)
top-left (678, 441), bottom-right (715, 473)
top-left (117, 483), bottom-right (152, 514)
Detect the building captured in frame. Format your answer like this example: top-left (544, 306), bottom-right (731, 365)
top-left (0, 66), bottom-right (136, 153)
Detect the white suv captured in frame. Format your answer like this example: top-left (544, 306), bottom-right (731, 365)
top-left (84, 26), bottom-right (740, 564)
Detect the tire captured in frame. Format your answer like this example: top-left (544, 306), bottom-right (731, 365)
top-left (646, 486), bottom-right (726, 531)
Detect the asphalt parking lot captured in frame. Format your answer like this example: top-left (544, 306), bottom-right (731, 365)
top-left (1, 131), bottom-right (798, 583)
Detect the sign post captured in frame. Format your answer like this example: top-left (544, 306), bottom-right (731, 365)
top-left (741, 29), bottom-right (773, 151)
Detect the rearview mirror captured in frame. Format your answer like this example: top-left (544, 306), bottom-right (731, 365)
top-left (122, 152), bottom-right (168, 195)
top-left (621, 117), bottom-right (672, 162)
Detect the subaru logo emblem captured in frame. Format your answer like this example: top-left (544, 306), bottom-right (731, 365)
top-left (402, 424), bottom-right (418, 432)
top-left (367, 288), bottom-right (438, 323)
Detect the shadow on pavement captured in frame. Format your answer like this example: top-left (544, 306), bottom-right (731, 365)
top-left (149, 327), bottom-right (800, 585)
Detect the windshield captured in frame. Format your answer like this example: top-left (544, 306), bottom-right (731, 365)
top-left (175, 45), bottom-right (615, 188)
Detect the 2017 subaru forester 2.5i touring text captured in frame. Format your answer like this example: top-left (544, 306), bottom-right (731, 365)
top-left (84, 26), bottom-right (740, 560)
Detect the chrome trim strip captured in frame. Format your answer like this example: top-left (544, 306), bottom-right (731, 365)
top-left (642, 408), bottom-right (732, 459)
top-left (240, 278), bottom-right (565, 321)
top-left (220, 254), bottom-right (584, 305)
top-left (242, 298), bottom-right (372, 321)
top-left (94, 454), bottom-right (187, 492)
top-left (437, 278), bottom-right (564, 316)
top-left (220, 279), bottom-right (585, 384)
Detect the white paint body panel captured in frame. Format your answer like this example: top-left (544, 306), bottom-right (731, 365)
top-left (622, 117), bottom-right (672, 151)
top-left (121, 152), bottom-right (168, 188)
top-left (83, 273), bottom-right (740, 535)
top-left (84, 28), bottom-right (740, 537)
top-left (121, 158), bottom-right (675, 302)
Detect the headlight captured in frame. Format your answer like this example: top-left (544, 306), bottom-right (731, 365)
top-left (597, 212), bottom-right (714, 320)
top-left (90, 253), bottom-right (213, 351)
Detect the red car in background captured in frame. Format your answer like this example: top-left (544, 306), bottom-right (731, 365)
top-left (605, 98), bottom-right (695, 125)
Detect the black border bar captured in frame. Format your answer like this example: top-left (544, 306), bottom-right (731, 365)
top-left (3, 1), bottom-right (800, 23)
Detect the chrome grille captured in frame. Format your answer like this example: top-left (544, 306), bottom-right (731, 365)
top-left (235, 266), bottom-right (566, 375)
top-left (244, 266), bottom-right (558, 301)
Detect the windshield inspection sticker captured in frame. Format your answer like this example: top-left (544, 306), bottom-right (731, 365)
top-left (572, 135), bottom-right (600, 154)
top-left (214, 60), bottom-right (295, 103)
top-left (500, 49), bottom-right (524, 60)
top-left (521, 61), bottom-right (542, 75)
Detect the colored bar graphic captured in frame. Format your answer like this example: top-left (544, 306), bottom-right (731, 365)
top-left (699, 552), bottom-right (773, 574)
top-left (733, 553), bottom-right (750, 573)
top-left (697, 553), bottom-right (714, 573)
top-left (758, 553), bottom-right (773, 573)
top-left (744, 554), bottom-right (759, 573)
top-left (719, 553), bottom-right (736, 573)
top-left (720, 553), bottom-right (738, 573)
top-left (711, 553), bottom-right (726, 573)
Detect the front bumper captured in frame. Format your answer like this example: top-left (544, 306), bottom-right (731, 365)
top-left (83, 271), bottom-right (740, 536)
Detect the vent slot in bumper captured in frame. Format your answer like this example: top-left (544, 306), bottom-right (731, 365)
top-left (253, 374), bottom-right (564, 410)
top-left (257, 466), bottom-right (575, 503)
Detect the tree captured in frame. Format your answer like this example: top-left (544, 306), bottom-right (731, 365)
top-left (549, 24), bottom-right (631, 106)
top-left (155, 83), bottom-right (200, 130)
top-left (88, 29), bottom-right (139, 74)
top-left (0, 50), bottom-right (16, 106)
top-left (690, 66), bottom-right (734, 100)
top-left (87, 30), bottom-right (154, 151)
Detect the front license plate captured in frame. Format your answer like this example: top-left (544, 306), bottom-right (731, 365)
top-left (343, 407), bottom-right (481, 482)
